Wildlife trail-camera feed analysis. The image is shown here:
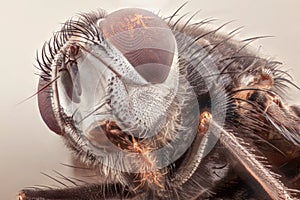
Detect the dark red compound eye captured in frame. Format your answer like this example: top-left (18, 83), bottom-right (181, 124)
top-left (37, 78), bottom-right (63, 135)
top-left (99, 8), bottom-right (177, 83)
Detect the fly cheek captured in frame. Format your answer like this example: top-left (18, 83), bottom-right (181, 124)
top-left (99, 8), bottom-right (176, 83)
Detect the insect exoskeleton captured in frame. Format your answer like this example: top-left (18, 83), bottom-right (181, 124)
top-left (20, 5), bottom-right (300, 200)
top-left (35, 7), bottom-right (201, 194)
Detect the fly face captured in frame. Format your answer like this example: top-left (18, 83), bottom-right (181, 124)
top-left (19, 6), bottom-right (300, 200)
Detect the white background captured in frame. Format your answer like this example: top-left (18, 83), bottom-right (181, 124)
top-left (1, 0), bottom-right (299, 199)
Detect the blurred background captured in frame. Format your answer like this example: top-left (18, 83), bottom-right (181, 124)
top-left (0, 0), bottom-right (299, 199)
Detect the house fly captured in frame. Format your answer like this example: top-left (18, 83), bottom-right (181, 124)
top-left (19, 5), bottom-right (300, 200)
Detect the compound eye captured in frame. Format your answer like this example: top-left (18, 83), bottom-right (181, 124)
top-left (37, 78), bottom-right (63, 135)
top-left (99, 8), bottom-right (177, 83)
